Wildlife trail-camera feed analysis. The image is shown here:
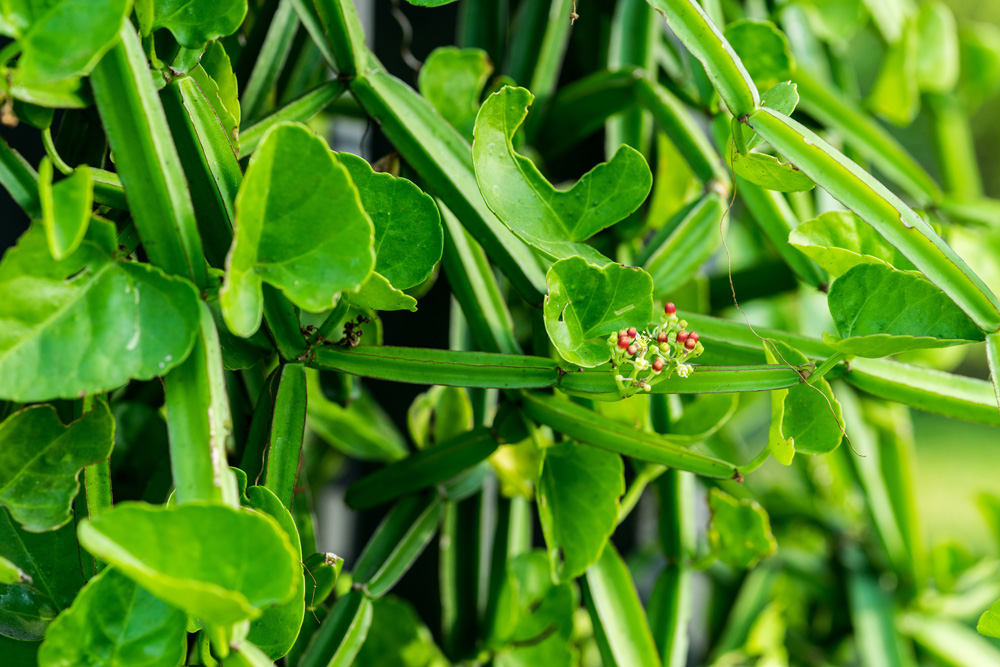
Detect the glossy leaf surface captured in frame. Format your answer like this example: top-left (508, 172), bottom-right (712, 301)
top-left (221, 123), bottom-right (375, 336)
top-left (78, 502), bottom-right (299, 626)
top-left (0, 221), bottom-right (200, 401)
top-left (544, 257), bottom-right (654, 367)
top-left (418, 47), bottom-right (492, 138)
top-left (473, 86), bottom-right (652, 262)
top-left (827, 263), bottom-right (984, 357)
top-left (0, 403), bottom-right (113, 532)
top-left (136, 0), bottom-right (247, 48)
top-left (37, 568), bottom-right (186, 667)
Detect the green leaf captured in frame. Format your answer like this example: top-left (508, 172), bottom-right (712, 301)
top-left (136, 0), bottom-right (247, 48)
top-left (0, 509), bottom-right (85, 640)
top-left (303, 553), bottom-right (342, 611)
top-left (764, 341), bottom-right (843, 457)
top-left (407, 386), bottom-right (474, 449)
top-left (707, 488), bottom-right (777, 568)
top-left (489, 551), bottom-right (575, 665)
top-left (353, 596), bottom-right (448, 667)
top-left (7, 0), bottom-right (129, 87)
top-left (221, 122), bottom-right (375, 337)
top-left (37, 568), bottom-right (187, 667)
top-left (39, 159), bottom-right (92, 261)
top-left (746, 81), bottom-right (798, 151)
top-left (543, 257), bottom-right (654, 367)
top-left (868, 21), bottom-right (920, 126)
top-left (0, 402), bottom-right (113, 532)
top-left (538, 441), bottom-right (624, 581)
top-left (916, 2), bottom-right (959, 93)
top-left (730, 150), bottom-right (816, 192)
top-left (201, 40), bottom-right (240, 129)
top-left (337, 152), bottom-right (442, 312)
top-left (244, 486), bottom-right (305, 660)
top-left (581, 542), bottom-right (662, 667)
top-left (0, 221), bottom-right (201, 402)
top-left (77, 502), bottom-right (300, 627)
top-left (826, 263), bottom-right (984, 357)
top-left (418, 47), bottom-right (493, 138)
top-left (789, 210), bottom-right (916, 276)
top-left (0, 555), bottom-right (27, 584)
top-left (978, 598), bottom-right (1000, 639)
top-left (724, 20), bottom-right (794, 91)
top-left (473, 85), bottom-right (652, 262)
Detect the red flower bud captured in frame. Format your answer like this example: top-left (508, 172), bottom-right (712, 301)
top-left (617, 336), bottom-right (629, 349)
top-left (627, 327), bottom-right (637, 338)
top-left (689, 331), bottom-right (699, 343)
top-left (684, 338), bottom-right (696, 350)
top-left (652, 358), bottom-right (664, 372)
top-left (627, 344), bottom-right (637, 355)
top-left (664, 302), bottom-right (676, 315)
top-left (657, 332), bottom-right (669, 343)
top-left (676, 330), bottom-right (689, 344)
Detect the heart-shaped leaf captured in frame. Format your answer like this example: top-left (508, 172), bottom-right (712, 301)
top-left (221, 122), bottom-right (375, 337)
top-left (543, 257), bottom-right (653, 367)
top-left (0, 509), bottom-right (85, 640)
top-left (0, 402), bottom-right (113, 532)
top-left (707, 488), bottom-right (777, 568)
top-left (418, 47), bottom-right (493, 138)
top-left (764, 341), bottom-right (843, 457)
top-left (730, 150), bottom-right (816, 192)
top-left (473, 85), bottom-right (652, 263)
top-left (826, 263), bottom-right (984, 357)
top-left (724, 19), bottom-right (795, 91)
top-left (37, 568), bottom-right (187, 667)
top-left (77, 502), bottom-right (299, 627)
top-left (244, 486), bottom-right (305, 660)
top-left (39, 158), bottom-right (92, 261)
top-left (135, 0), bottom-right (247, 48)
top-left (337, 152), bottom-right (442, 312)
top-left (789, 210), bottom-right (916, 276)
top-left (4, 0), bottom-right (130, 87)
top-left (0, 221), bottom-right (201, 401)
top-left (538, 441), bottom-right (624, 581)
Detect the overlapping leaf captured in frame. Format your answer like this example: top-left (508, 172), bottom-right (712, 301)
top-left (825, 263), bottom-right (984, 357)
top-left (338, 152), bottom-right (443, 312)
top-left (543, 257), bottom-right (654, 367)
top-left (135, 0), bottom-right (248, 48)
top-left (724, 19), bottom-right (795, 91)
top-left (789, 210), bottom-right (916, 276)
top-left (0, 510), bottom-right (85, 640)
top-left (0, 221), bottom-right (201, 401)
top-left (473, 85), bottom-right (652, 263)
top-left (37, 568), bottom-right (187, 667)
top-left (418, 47), bottom-right (493, 138)
top-left (764, 341), bottom-right (843, 459)
top-left (77, 502), bottom-right (299, 627)
top-left (1, 0), bottom-right (129, 88)
top-left (0, 402), bottom-right (113, 532)
top-left (221, 123), bottom-right (375, 337)
top-left (39, 158), bottom-right (92, 261)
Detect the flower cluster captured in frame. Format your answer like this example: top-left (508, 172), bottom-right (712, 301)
top-left (607, 302), bottom-right (704, 398)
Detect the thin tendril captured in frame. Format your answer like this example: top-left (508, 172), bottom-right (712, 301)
top-left (721, 130), bottom-right (858, 456)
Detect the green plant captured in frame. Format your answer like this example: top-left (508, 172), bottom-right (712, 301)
top-left (1, 0), bottom-right (1000, 665)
